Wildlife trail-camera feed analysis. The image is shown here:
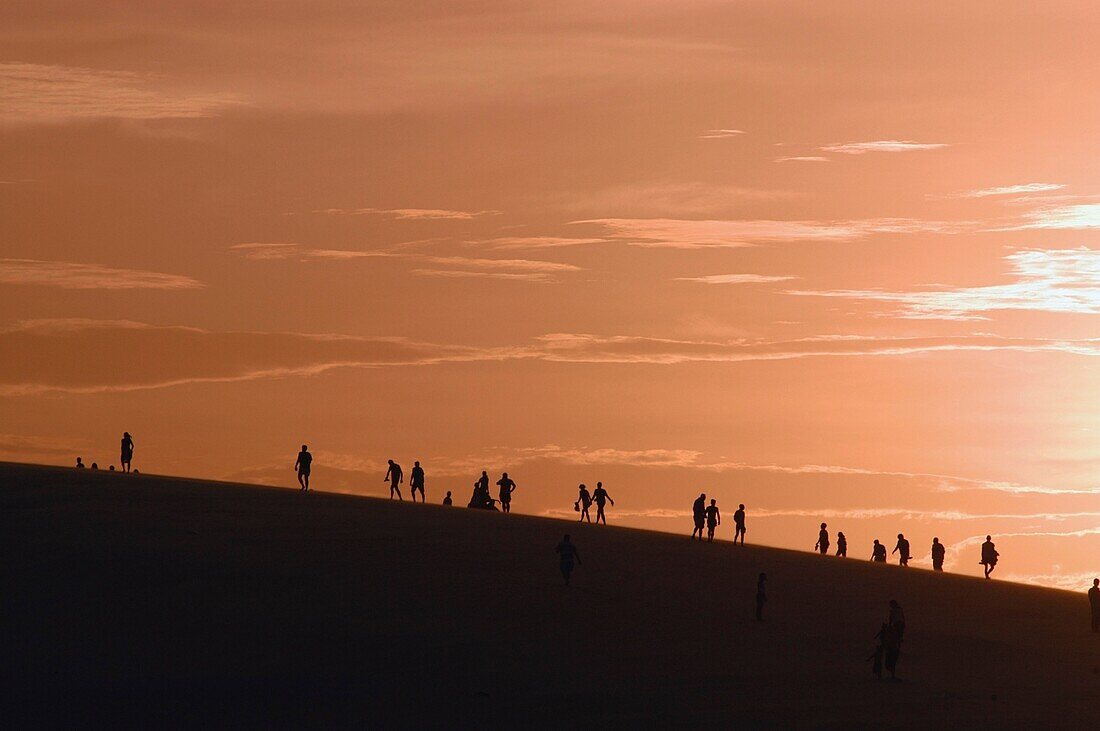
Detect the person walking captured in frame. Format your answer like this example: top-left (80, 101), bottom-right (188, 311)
top-left (871, 539), bottom-right (887, 563)
top-left (892, 534), bottom-right (911, 567)
top-left (576, 484), bottom-right (593, 523)
top-left (120, 432), bottom-right (134, 473)
top-left (836, 531), bottom-right (847, 557)
top-left (555, 534), bottom-right (581, 586)
top-left (733, 504), bottom-right (746, 545)
top-left (592, 482), bottom-right (614, 524)
top-left (705, 499), bottom-right (721, 542)
top-left (980, 535), bottom-right (999, 579)
top-left (755, 572), bottom-right (767, 621)
top-left (409, 461), bottom-right (426, 502)
top-left (691, 493), bottom-right (707, 540)
top-left (1089, 579), bottom-right (1100, 633)
top-left (931, 537), bottom-right (946, 571)
top-left (294, 444), bottom-right (312, 491)
top-left (384, 460), bottom-right (403, 500)
top-left (496, 472), bottom-right (517, 513)
top-left (815, 523), bottom-right (830, 555)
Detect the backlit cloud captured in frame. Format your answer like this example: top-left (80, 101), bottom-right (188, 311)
top-left (475, 237), bottom-right (609, 249)
top-left (1012, 203), bottom-right (1100, 230)
top-left (788, 248), bottom-right (1100, 319)
top-left (820, 140), bottom-right (950, 154)
top-left (311, 208), bottom-right (499, 220)
top-left (0, 258), bottom-right (203, 290)
top-left (675, 274), bottom-right (797, 285)
top-left (955, 183), bottom-right (1066, 198)
top-left (697, 128), bottom-right (745, 139)
top-left (774, 156), bottom-right (831, 163)
top-left (0, 62), bottom-right (239, 122)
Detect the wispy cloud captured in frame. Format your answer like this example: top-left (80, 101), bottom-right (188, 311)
top-left (774, 156), bottom-right (830, 163)
top-left (954, 183), bottom-right (1065, 198)
top-left (820, 140), bottom-right (950, 155)
top-left (0, 62), bottom-right (240, 122)
top-left (788, 248), bottom-right (1100, 319)
top-left (1011, 203), bottom-right (1100, 230)
top-left (409, 269), bottom-right (557, 282)
top-left (0, 258), bottom-right (203, 290)
top-left (311, 207), bottom-right (499, 220)
top-left (475, 236), bottom-right (609, 250)
top-left (675, 274), bottom-right (797, 285)
top-left (697, 128), bottom-right (745, 139)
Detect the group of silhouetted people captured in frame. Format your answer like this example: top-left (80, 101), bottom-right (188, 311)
top-left (690, 494), bottom-right (747, 544)
top-left (574, 482), bottom-right (614, 523)
top-left (869, 600), bottom-right (906, 681)
top-left (74, 432), bottom-right (136, 475)
top-left (814, 523), bottom-right (1002, 578)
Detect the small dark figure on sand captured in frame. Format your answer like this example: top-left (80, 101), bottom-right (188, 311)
top-left (836, 531), bottom-right (847, 557)
top-left (385, 460), bottom-right (404, 500)
top-left (496, 472), bottom-right (516, 513)
top-left (90, 462), bottom-right (98, 470)
top-left (980, 535), bottom-right (999, 579)
top-left (409, 461), bottom-right (425, 502)
top-left (893, 534), bottom-right (911, 567)
top-left (1088, 578), bottom-right (1099, 633)
top-left (75, 457), bottom-right (84, 469)
top-left (294, 444), bottom-right (312, 491)
top-left (443, 490), bottom-right (452, 506)
top-left (691, 493), bottom-right (707, 540)
top-left (756, 572), bottom-right (767, 621)
top-left (931, 537), bottom-right (945, 571)
top-left (120, 432), bottom-right (134, 473)
top-left (576, 484), bottom-right (593, 523)
top-left (555, 534), bottom-right (581, 586)
top-left (705, 499), bottom-right (721, 542)
top-left (815, 523), bottom-right (829, 555)
top-left (733, 504), bottom-right (746, 545)
top-left (592, 481), bottom-right (614, 524)
top-left (871, 539), bottom-right (887, 563)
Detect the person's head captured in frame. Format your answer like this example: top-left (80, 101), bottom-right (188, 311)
top-left (302, 444), bottom-right (308, 451)
top-left (898, 533), bottom-right (904, 539)
top-left (873, 539), bottom-right (880, 545)
top-left (109, 465), bottom-right (115, 471)
top-left (388, 459), bottom-right (394, 466)
top-left (838, 531), bottom-right (845, 538)
top-left (820, 522), bottom-right (827, 529)
top-left (1094, 578), bottom-right (1099, 588)
top-left (481, 470), bottom-right (487, 476)
top-left (933, 537), bottom-right (940, 544)
top-left (123, 432), bottom-right (130, 438)
top-left (597, 481), bottom-right (602, 488)
top-left (739, 503), bottom-right (745, 510)
top-left (76, 457), bottom-right (83, 465)
top-left (700, 493), bottom-right (706, 499)
top-left (563, 534), bottom-right (571, 543)
top-left (889, 599), bottom-right (899, 608)
top-left (710, 498), bottom-right (716, 506)
top-left (579, 483), bottom-right (586, 490)
top-left (759, 572), bottom-right (766, 580)
top-left (502, 472), bottom-right (508, 478)
top-left (414, 461), bottom-right (420, 467)
top-left (91, 462), bottom-right (98, 469)
top-left (986, 535), bottom-right (992, 541)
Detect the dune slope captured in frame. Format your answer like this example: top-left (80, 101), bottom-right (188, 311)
top-left (1, 462), bottom-right (1096, 728)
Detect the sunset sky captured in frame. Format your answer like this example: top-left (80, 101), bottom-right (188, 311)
top-left (2, 1), bottom-right (1098, 588)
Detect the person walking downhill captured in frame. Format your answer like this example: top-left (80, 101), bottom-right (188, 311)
top-left (836, 531), bottom-right (847, 557)
top-left (691, 493), bottom-right (707, 541)
top-left (1089, 579), bottom-right (1100, 633)
top-left (409, 461), bottom-right (425, 502)
top-left (592, 482), bottom-right (614, 524)
top-left (815, 523), bottom-right (830, 555)
top-left (733, 504), bottom-right (746, 545)
top-left (931, 538), bottom-right (946, 571)
top-left (120, 432), bottom-right (134, 473)
top-left (871, 539), bottom-right (887, 563)
top-left (384, 460), bottom-right (403, 500)
top-left (294, 444), bottom-right (312, 491)
top-left (980, 535), bottom-right (999, 579)
top-left (705, 499), bottom-right (721, 542)
top-left (892, 534), bottom-right (911, 567)
top-left (755, 572), bottom-right (767, 621)
top-left (575, 484), bottom-right (593, 523)
top-left (555, 534), bottom-right (581, 586)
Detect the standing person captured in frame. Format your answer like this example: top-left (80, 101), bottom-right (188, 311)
top-left (555, 534), bottom-right (581, 586)
top-left (815, 523), bottom-right (830, 555)
top-left (871, 539), bottom-right (887, 562)
top-left (755, 572), bottom-right (767, 621)
top-left (75, 457), bottom-right (85, 469)
top-left (691, 493), bottom-right (707, 540)
top-left (409, 461), bottom-right (425, 502)
top-left (442, 491), bottom-right (453, 506)
top-left (882, 622), bottom-right (902, 681)
top-left (869, 623), bottom-right (888, 680)
top-left (294, 444), bottom-right (312, 491)
top-left (592, 482), bottom-right (614, 524)
top-left (888, 599), bottom-right (906, 641)
top-left (384, 460), bottom-right (404, 500)
top-left (575, 484), bottom-right (593, 523)
top-left (496, 472), bottom-right (517, 513)
top-left (705, 499), bottom-right (721, 542)
top-left (980, 535), bottom-right (999, 579)
top-left (836, 531), bottom-right (848, 557)
top-left (733, 504), bottom-right (746, 545)
top-left (892, 534), bottom-right (911, 567)
top-left (1089, 579), bottom-right (1100, 633)
top-left (120, 432), bottom-right (134, 473)
top-left (931, 538), bottom-right (946, 571)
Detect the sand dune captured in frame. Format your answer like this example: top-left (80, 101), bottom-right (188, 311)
top-left (1, 462), bottom-right (1096, 728)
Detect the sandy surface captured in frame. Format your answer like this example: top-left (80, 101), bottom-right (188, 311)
top-left (2, 462), bottom-right (1096, 728)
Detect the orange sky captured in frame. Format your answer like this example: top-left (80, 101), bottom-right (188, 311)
top-left (1, 1), bottom-right (1098, 588)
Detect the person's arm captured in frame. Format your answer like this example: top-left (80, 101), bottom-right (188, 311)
top-left (892, 545), bottom-right (898, 554)
top-left (573, 548), bottom-right (581, 565)
top-left (294, 455), bottom-right (300, 470)
top-left (609, 494), bottom-right (614, 506)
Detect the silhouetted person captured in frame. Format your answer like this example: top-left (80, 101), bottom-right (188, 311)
top-left (692, 493), bottom-right (707, 540)
top-left (892, 534), bottom-right (911, 567)
top-left (90, 462), bottom-right (98, 470)
top-left (443, 490), bottom-right (453, 506)
top-left (109, 465), bottom-right (115, 471)
top-left (888, 599), bottom-right (906, 641)
top-left (869, 623), bottom-right (888, 680)
top-left (75, 457), bottom-right (84, 469)
top-left (1090, 579), bottom-right (1100, 633)
top-left (409, 461), bottom-right (425, 502)
top-left (836, 531), bottom-right (847, 557)
top-left (385, 460), bottom-right (403, 500)
top-left (576, 484), bottom-right (593, 522)
top-left (733, 504), bottom-right (746, 545)
top-left (294, 444), bottom-right (312, 491)
top-left (496, 472), bottom-right (516, 513)
top-left (120, 432), bottom-right (134, 473)
top-left (871, 539), bottom-right (887, 562)
top-left (815, 523), bottom-right (829, 555)
top-left (931, 537), bottom-right (945, 571)
top-left (469, 472), bottom-right (496, 509)
top-left (555, 534), bottom-right (581, 586)
top-left (756, 572), bottom-right (767, 621)
top-left (705, 499), bottom-right (721, 542)
top-left (591, 481), bottom-right (614, 524)
top-left (980, 535), bottom-right (998, 579)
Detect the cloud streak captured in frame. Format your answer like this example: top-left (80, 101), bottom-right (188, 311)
top-left (675, 274), bottom-right (797, 285)
top-left (697, 129), bottom-right (745, 139)
top-left (0, 259), bottom-right (203, 290)
top-left (954, 183), bottom-right (1065, 198)
top-left (820, 140), bottom-right (950, 154)
top-left (311, 208), bottom-right (499, 220)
